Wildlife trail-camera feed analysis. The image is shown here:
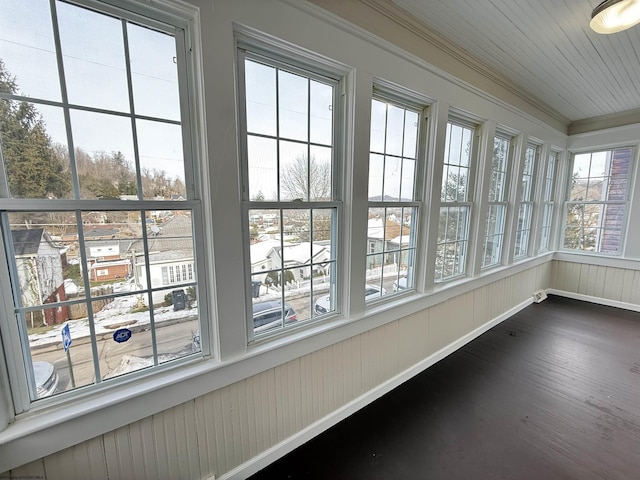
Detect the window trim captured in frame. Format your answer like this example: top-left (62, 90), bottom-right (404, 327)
top-left (481, 132), bottom-right (513, 269)
top-left (514, 143), bottom-right (539, 259)
top-left (0, 0), bottom-right (212, 418)
top-left (561, 146), bottom-right (635, 256)
top-left (435, 118), bottom-right (479, 282)
top-left (366, 90), bottom-right (428, 299)
top-left (235, 40), bottom-right (346, 343)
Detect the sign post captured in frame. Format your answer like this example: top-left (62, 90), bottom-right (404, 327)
top-left (61, 323), bottom-right (76, 388)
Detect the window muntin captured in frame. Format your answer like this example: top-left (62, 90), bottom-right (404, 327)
top-left (482, 134), bottom-right (511, 268)
top-left (514, 144), bottom-right (537, 258)
top-left (562, 147), bottom-right (633, 254)
top-left (436, 121), bottom-right (475, 281)
top-left (0, 0), bottom-right (202, 406)
top-left (366, 98), bottom-right (421, 298)
top-left (239, 50), bottom-right (340, 339)
top-left (539, 151), bottom-right (558, 251)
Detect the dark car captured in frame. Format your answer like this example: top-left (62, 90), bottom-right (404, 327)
top-left (192, 300), bottom-right (298, 348)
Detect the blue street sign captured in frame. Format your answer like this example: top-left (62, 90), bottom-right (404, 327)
top-left (61, 323), bottom-right (72, 352)
top-left (113, 328), bottom-right (132, 343)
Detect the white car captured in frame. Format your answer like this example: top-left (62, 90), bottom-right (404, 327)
top-left (34, 361), bottom-right (59, 398)
top-left (392, 276), bottom-right (409, 292)
top-left (314, 284), bottom-right (386, 315)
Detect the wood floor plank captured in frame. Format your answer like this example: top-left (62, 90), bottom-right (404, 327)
top-left (249, 296), bottom-right (640, 479)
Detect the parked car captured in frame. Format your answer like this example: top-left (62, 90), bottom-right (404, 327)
top-left (33, 361), bottom-right (59, 398)
top-left (392, 276), bottom-right (409, 292)
top-left (314, 284), bottom-right (386, 315)
top-left (192, 301), bottom-right (298, 346)
top-left (253, 301), bottom-right (298, 333)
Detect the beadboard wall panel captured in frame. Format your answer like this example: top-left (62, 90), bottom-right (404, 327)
top-left (551, 260), bottom-right (640, 308)
top-left (3, 263), bottom-right (549, 480)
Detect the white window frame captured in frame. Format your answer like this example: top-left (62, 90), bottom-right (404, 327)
top-left (514, 143), bottom-right (538, 258)
top-left (539, 150), bottom-right (559, 252)
top-left (481, 132), bottom-right (512, 268)
top-left (561, 146), bottom-right (634, 255)
top-left (0, 0), bottom-right (209, 417)
top-left (235, 40), bottom-right (345, 342)
top-left (366, 91), bottom-right (426, 298)
top-left (435, 118), bottom-right (478, 282)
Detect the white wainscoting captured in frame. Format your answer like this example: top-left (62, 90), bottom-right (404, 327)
top-left (550, 258), bottom-right (640, 312)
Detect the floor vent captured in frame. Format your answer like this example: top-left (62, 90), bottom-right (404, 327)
top-left (533, 290), bottom-right (548, 303)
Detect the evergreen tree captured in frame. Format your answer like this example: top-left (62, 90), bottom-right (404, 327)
top-left (0, 60), bottom-right (71, 199)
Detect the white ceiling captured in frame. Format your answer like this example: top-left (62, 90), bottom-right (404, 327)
top-left (390, 0), bottom-right (640, 125)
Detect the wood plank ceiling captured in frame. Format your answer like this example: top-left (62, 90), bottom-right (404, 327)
top-left (390, 0), bottom-right (640, 127)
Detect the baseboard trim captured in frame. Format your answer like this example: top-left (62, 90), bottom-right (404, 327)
top-left (547, 289), bottom-right (640, 313)
top-left (216, 297), bottom-right (534, 480)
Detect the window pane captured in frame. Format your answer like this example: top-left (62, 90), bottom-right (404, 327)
top-left (482, 204), bottom-right (505, 267)
top-left (128, 23), bottom-right (180, 121)
top-left (385, 105), bottom-right (404, 156)
top-left (370, 99), bottom-right (386, 153)
top-left (436, 206), bottom-right (469, 280)
top-left (0, 0), bottom-right (61, 101)
top-left (368, 153), bottom-right (384, 201)
top-left (245, 60), bottom-right (276, 136)
top-left (137, 120), bottom-right (185, 200)
top-left (309, 80), bottom-right (333, 145)
top-left (309, 145), bottom-right (332, 201)
top-left (278, 70), bottom-right (308, 142)
top-left (403, 110), bottom-right (419, 159)
top-left (400, 158), bottom-right (415, 201)
top-left (70, 109), bottom-right (135, 200)
top-left (0, 101), bottom-right (73, 199)
top-left (383, 156), bottom-right (402, 201)
top-left (247, 135), bottom-right (277, 201)
top-left (58, 1), bottom-right (130, 112)
top-left (279, 140), bottom-right (309, 201)
top-left (153, 286), bottom-right (199, 361)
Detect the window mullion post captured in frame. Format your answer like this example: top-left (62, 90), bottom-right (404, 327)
top-left (530, 143), bottom-right (550, 256)
top-left (138, 208), bottom-right (159, 364)
top-left (75, 211), bottom-right (103, 383)
top-left (470, 120), bottom-right (496, 276)
top-left (504, 134), bottom-right (526, 264)
top-left (121, 21), bottom-right (144, 200)
top-left (423, 100), bottom-right (449, 289)
top-left (344, 71), bottom-right (372, 317)
top-left (50, 0), bottom-right (81, 200)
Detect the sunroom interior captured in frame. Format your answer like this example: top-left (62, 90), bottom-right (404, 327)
top-left (1, 0), bottom-right (640, 479)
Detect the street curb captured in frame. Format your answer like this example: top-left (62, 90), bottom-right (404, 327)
top-left (30, 314), bottom-right (198, 354)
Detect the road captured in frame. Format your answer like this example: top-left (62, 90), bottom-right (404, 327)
top-left (33, 318), bottom-right (198, 393)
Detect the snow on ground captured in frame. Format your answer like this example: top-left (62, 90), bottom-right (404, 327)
top-left (29, 282), bottom-right (196, 348)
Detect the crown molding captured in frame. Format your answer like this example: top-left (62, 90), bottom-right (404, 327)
top-left (568, 108), bottom-right (640, 136)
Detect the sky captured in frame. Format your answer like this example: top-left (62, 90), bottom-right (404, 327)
top-left (0, 0), bottom-right (186, 186)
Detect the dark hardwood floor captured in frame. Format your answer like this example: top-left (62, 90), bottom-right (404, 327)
top-left (249, 295), bottom-right (640, 480)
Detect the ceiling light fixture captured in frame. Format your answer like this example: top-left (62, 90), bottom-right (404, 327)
top-left (590, 0), bottom-right (640, 33)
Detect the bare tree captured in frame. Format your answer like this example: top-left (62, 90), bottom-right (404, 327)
top-left (280, 155), bottom-right (331, 201)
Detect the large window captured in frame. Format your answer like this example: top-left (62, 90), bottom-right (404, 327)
top-left (514, 144), bottom-right (538, 258)
top-left (563, 147), bottom-right (633, 254)
top-left (366, 97), bottom-right (422, 298)
top-left (481, 133), bottom-right (511, 268)
top-left (0, 0), bottom-right (202, 408)
top-left (539, 151), bottom-right (558, 252)
top-left (436, 120), bottom-right (476, 281)
top-left (237, 48), bottom-right (341, 339)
